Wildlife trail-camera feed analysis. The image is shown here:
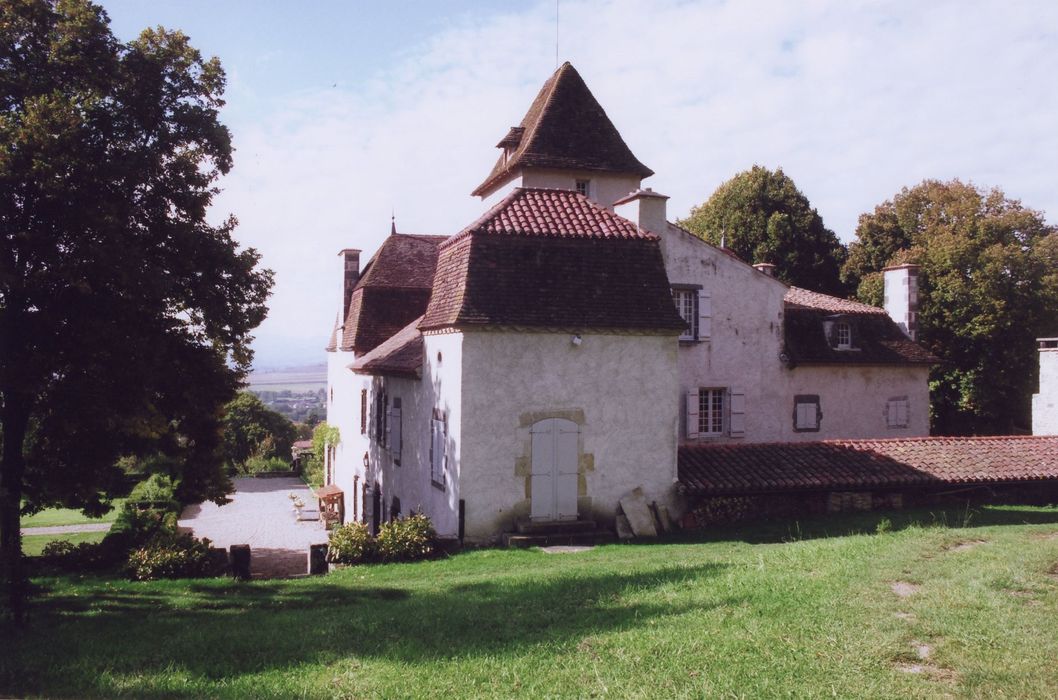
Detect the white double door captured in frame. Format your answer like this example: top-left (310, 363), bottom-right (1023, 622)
top-left (529, 418), bottom-right (579, 521)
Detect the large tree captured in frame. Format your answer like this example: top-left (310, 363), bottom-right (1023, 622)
top-left (221, 392), bottom-right (297, 470)
top-left (0, 0), bottom-right (272, 619)
top-left (679, 165), bottom-right (848, 295)
top-left (843, 179), bottom-right (1057, 435)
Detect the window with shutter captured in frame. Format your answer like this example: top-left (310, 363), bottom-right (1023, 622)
top-left (430, 417), bottom-right (446, 489)
top-left (698, 289), bottom-right (712, 340)
top-left (684, 392), bottom-right (699, 439)
top-left (672, 288), bottom-right (698, 341)
top-left (728, 386), bottom-right (745, 437)
top-left (698, 388), bottom-right (725, 436)
top-left (390, 398), bottom-right (402, 465)
top-left (793, 395), bottom-right (821, 432)
top-left (886, 396), bottom-right (909, 428)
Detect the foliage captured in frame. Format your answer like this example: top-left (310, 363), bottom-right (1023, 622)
top-left (842, 179), bottom-right (1058, 433)
top-left (243, 456), bottom-right (290, 475)
top-left (679, 165), bottom-right (847, 295)
top-left (376, 513), bottom-right (436, 562)
top-left (326, 522), bottom-right (375, 564)
top-left (127, 474), bottom-right (179, 510)
top-left (221, 392), bottom-right (297, 471)
top-left (125, 531), bottom-right (217, 581)
top-left (0, 0), bottom-right (272, 618)
top-left (301, 422), bottom-right (339, 489)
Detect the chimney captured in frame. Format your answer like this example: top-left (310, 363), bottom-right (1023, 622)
top-left (883, 264), bottom-right (920, 340)
top-left (1034, 338), bottom-right (1058, 435)
top-left (339, 248), bottom-right (361, 322)
top-left (612, 187), bottom-right (668, 236)
top-left (753, 263), bottom-right (777, 277)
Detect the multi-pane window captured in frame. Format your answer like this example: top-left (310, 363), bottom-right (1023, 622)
top-left (698, 389), bottom-right (725, 435)
top-left (673, 289), bottom-right (698, 341)
top-left (575, 179), bottom-right (590, 197)
top-left (794, 395), bottom-right (821, 432)
top-left (887, 396), bottom-right (909, 428)
top-left (430, 416), bottom-right (446, 489)
top-left (836, 322), bottom-right (852, 349)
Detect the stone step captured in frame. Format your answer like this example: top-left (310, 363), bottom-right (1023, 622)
top-left (502, 530), bottom-right (615, 548)
top-left (514, 519), bottom-right (597, 535)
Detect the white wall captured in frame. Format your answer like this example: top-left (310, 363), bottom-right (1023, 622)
top-left (480, 169), bottom-right (642, 211)
top-left (782, 365), bottom-right (931, 440)
top-left (326, 349), bottom-right (370, 520)
top-left (1034, 345), bottom-right (1058, 435)
top-left (457, 330), bottom-right (679, 543)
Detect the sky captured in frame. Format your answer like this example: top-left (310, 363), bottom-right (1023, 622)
top-left (98, 0), bottom-right (1058, 369)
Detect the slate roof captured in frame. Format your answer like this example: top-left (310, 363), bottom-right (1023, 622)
top-left (472, 62), bottom-right (653, 197)
top-left (350, 317), bottom-right (424, 379)
top-left (335, 234), bottom-right (446, 354)
top-left (678, 436), bottom-right (1058, 496)
top-left (782, 286), bottom-right (938, 366)
top-left (420, 188), bottom-right (686, 333)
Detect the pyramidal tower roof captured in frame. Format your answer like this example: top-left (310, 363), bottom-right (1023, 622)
top-left (471, 62), bottom-right (654, 197)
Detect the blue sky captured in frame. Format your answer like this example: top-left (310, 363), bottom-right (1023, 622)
top-left (99, 1), bottom-right (1058, 369)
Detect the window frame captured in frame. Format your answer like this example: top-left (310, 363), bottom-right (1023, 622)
top-left (793, 394), bottom-right (822, 432)
top-left (886, 396), bottom-right (910, 429)
top-left (672, 285), bottom-right (699, 342)
top-left (698, 388), bottom-right (725, 437)
top-left (574, 178), bottom-right (591, 197)
top-left (835, 321), bottom-right (852, 350)
top-left (430, 412), bottom-right (447, 490)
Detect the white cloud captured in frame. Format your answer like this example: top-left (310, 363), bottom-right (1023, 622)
top-left (214, 0), bottom-right (1058, 367)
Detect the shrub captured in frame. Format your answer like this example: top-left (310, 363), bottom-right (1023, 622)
top-left (40, 540), bottom-right (76, 559)
top-left (127, 473), bottom-right (179, 511)
top-left (376, 513), bottom-right (436, 562)
top-left (327, 522), bottom-right (375, 564)
top-left (38, 540), bottom-right (108, 570)
top-left (241, 455), bottom-right (290, 475)
top-left (126, 531), bottom-right (217, 581)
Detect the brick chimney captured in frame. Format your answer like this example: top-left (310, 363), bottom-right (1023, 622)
top-left (339, 248), bottom-right (361, 322)
top-left (883, 264), bottom-right (920, 340)
top-left (612, 187), bottom-right (668, 236)
top-left (1034, 338), bottom-right (1058, 435)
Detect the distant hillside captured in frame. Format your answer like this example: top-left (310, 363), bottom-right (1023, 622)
top-left (246, 364), bottom-right (326, 392)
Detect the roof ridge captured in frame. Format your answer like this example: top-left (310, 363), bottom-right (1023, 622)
top-left (680, 435), bottom-right (1058, 450)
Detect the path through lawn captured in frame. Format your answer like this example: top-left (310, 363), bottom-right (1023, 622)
top-left (4, 505), bottom-right (1058, 698)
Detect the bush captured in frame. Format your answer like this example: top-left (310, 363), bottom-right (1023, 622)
top-left (301, 455), bottom-right (323, 490)
top-left (38, 540), bottom-right (108, 571)
top-left (241, 455), bottom-right (290, 475)
top-left (40, 540), bottom-right (76, 559)
top-left (376, 513), bottom-right (436, 562)
top-left (327, 522), bottom-right (375, 564)
top-left (126, 531), bottom-right (217, 581)
top-left (127, 473), bottom-right (179, 511)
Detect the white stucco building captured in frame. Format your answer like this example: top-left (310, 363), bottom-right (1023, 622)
top-left (1034, 338), bottom-right (1058, 435)
top-left (324, 62), bottom-right (936, 543)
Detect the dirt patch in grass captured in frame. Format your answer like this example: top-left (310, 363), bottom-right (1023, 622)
top-left (1008, 590), bottom-right (1041, 606)
top-left (944, 539), bottom-right (987, 552)
top-left (890, 581), bottom-right (921, 598)
top-left (1029, 531), bottom-right (1058, 541)
top-left (893, 611), bottom-right (916, 621)
top-left (1047, 563), bottom-right (1058, 580)
top-left (893, 662), bottom-right (958, 683)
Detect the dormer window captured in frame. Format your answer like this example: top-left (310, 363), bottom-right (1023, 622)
top-left (836, 322), bottom-right (852, 349)
top-left (575, 179), bottom-right (590, 197)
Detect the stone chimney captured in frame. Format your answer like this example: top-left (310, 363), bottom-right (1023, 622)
top-left (339, 248), bottom-right (361, 322)
top-left (883, 264), bottom-right (920, 340)
top-left (612, 188), bottom-right (668, 236)
top-left (753, 263), bottom-right (777, 277)
top-left (1034, 338), bottom-right (1058, 435)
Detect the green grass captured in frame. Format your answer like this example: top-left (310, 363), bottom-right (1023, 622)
top-left (21, 531), bottom-right (108, 557)
top-left (22, 499), bottom-right (125, 528)
top-left (3, 504), bottom-right (1058, 698)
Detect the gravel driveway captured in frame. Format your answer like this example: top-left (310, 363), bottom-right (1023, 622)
top-left (178, 476), bottom-right (328, 578)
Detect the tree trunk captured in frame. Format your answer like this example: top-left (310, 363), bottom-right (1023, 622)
top-left (0, 392), bottom-right (31, 624)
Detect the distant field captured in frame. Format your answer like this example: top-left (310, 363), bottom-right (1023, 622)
top-left (246, 364), bottom-right (326, 393)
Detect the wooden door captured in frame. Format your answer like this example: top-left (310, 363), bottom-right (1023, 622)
top-left (530, 418), bottom-right (580, 521)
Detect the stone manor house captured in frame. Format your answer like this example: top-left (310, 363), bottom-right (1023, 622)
top-left (324, 63), bottom-right (1056, 543)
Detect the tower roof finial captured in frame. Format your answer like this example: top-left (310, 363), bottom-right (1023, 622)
top-left (391, 210), bottom-right (396, 236)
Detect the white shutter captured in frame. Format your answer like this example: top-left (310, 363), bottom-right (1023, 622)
top-left (728, 387), bottom-right (745, 437)
top-left (685, 391), bottom-right (699, 439)
top-left (391, 402), bottom-right (402, 465)
top-left (698, 289), bottom-right (712, 340)
top-left (796, 402), bottom-right (814, 430)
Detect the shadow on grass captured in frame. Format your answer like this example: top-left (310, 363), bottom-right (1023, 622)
top-left (2, 561), bottom-right (732, 695)
top-left (657, 503), bottom-right (1058, 546)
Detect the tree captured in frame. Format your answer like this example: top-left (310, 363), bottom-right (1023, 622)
top-left (679, 165), bottom-right (848, 295)
top-left (0, 0), bottom-right (272, 620)
top-left (842, 180), bottom-right (1057, 435)
top-left (221, 392), bottom-right (297, 470)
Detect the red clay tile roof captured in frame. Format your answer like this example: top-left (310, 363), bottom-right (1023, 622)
top-left (421, 189), bottom-right (685, 332)
top-left (350, 317), bottom-right (424, 379)
top-left (472, 62), bottom-right (653, 197)
top-left (678, 436), bottom-right (1058, 496)
top-left (784, 287), bottom-right (888, 315)
top-left (336, 233), bottom-right (446, 354)
top-left (454, 187), bottom-right (652, 241)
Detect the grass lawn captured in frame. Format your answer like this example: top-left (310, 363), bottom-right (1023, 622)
top-left (21, 499), bottom-right (126, 529)
top-left (3, 505), bottom-right (1058, 698)
top-left (21, 531), bottom-right (109, 557)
